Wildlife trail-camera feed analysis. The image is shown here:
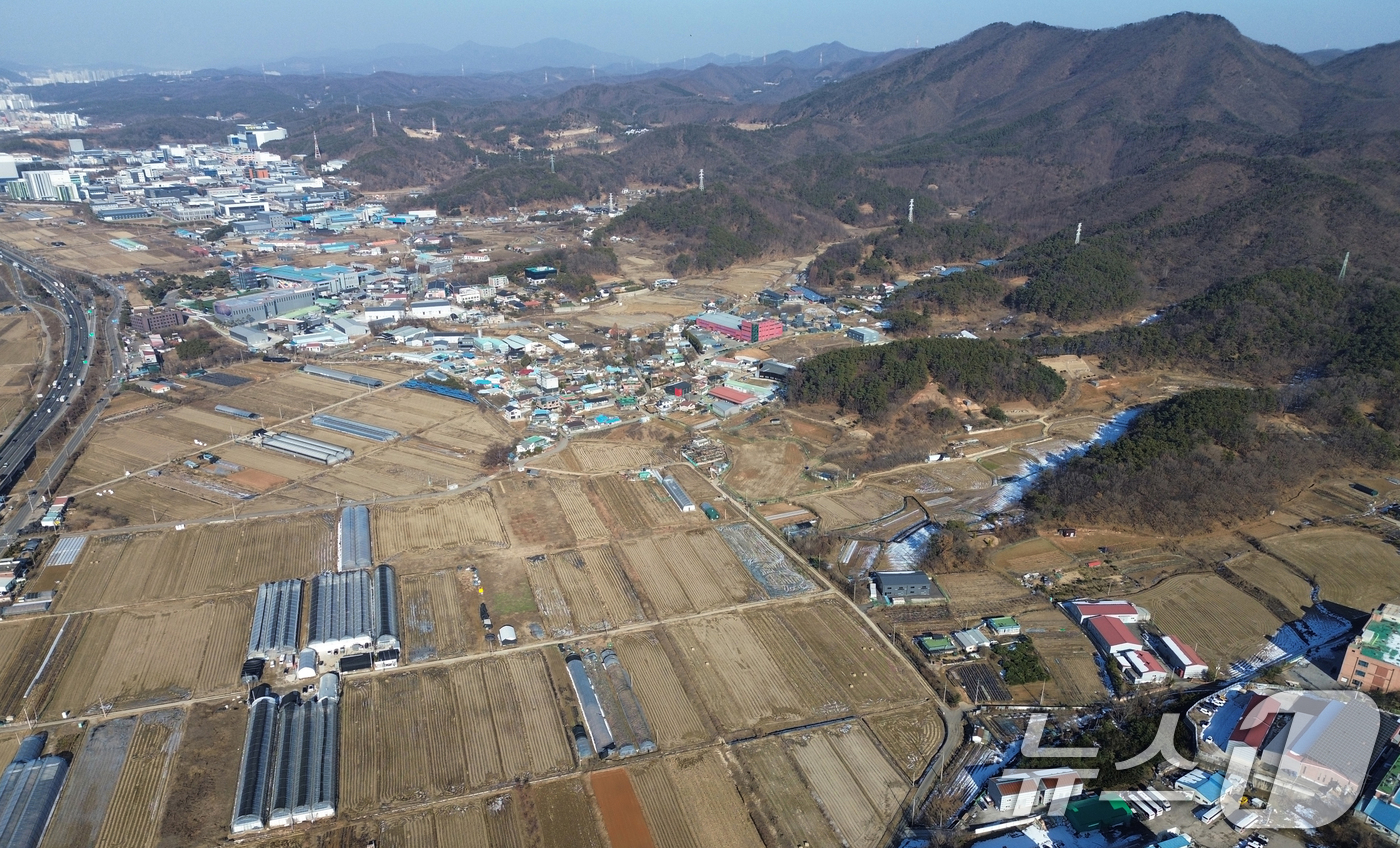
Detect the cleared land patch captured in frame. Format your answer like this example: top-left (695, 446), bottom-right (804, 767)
top-left (1132, 572), bottom-right (1284, 671)
top-left (1263, 528), bottom-right (1400, 612)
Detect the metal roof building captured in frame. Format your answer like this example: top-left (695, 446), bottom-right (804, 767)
top-left (300, 364), bottom-right (383, 388)
top-left (307, 571), bottom-right (373, 657)
top-left (312, 414), bottom-right (400, 443)
top-left (658, 475), bottom-right (696, 512)
top-left (337, 505), bottom-right (372, 572)
top-left (248, 579), bottom-right (303, 659)
top-left (260, 432), bottom-right (353, 465)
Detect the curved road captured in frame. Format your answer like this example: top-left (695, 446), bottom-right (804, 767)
top-left (0, 243), bottom-right (118, 534)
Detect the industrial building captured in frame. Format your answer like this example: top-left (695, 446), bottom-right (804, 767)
top-left (846, 326), bottom-right (882, 345)
top-left (337, 505), bottom-right (372, 571)
top-left (248, 579), bottom-right (303, 660)
top-left (658, 474), bottom-right (695, 512)
top-left (565, 653), bottom-right (614, 757)
top-left (312, 414), bottom-right (400, 443)
top-left (231, 677), bottom-right (339, 834)
top-left (988, 768), bottom-right (1085, 815)
top-left (1063, 599), bottom-right (1143, 624)
top-left (213, 288), bottom-right (315, 324)
top-left (306, 567), bottom-right (398, 660)
top-left (694, 312), bottom-right (783, 343)
top-left (1340, 603), bottom-right (1400, 692)
top-left (1084, 616), bottom-right (1142, 655)
top-left (871, 571), bottom-right (935, 603)
top-left (1158, 635), bottom-right (1209, 679)
top-left (0, 733), bottom-right (68, 848)
top-left (301, 364), bottom-right (383, 388)
top-left (129, 306), bottom-right (184, 333)
top-left (257, 431), bottom-right (353, 465)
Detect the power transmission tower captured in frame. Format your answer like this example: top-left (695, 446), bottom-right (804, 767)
top-left (1074, 222), bottom-right (1082, 245)
top-left (908, 199), bottom-right (914, 224)
top-left (1339, 251), bottom-right (1351, 282)
top-left (699, 169), bottom-right (704, 192)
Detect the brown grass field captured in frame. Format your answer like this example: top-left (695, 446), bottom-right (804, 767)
top-left (44, 594), bottom-right (250, 716)
top-left (154, 700), bottom-right (247, 848)
top-left (0, 615), bottom-right (68, 718)
top-left (495, 475), bottom-right (577, 549)
top-left (56, 516), bottom-right (334, 611)
top-left (340, 653), bottom-right (573, 816)
top-left (798, 487), bottom-right (905, 530)
top-left (373, 489), bottom-right (510, 564)
top-left (936, 571), bottom-right (1040, 619)
top-left (1132, 572), bottom-right (1284, 671)
top-left (1263, 528), bottom-right (1400, 611)
top-left (866, 706), bottom-right (946, 778)
top-left (1226, 552), bottom-right (1317, 618)
top-left (91, 709), bottom-right (186, 848)
top-left (661, 601), bottom-right (928, 735)
top-left (591, 475), bottom-right (705, 534)
top-left (724, 439), bottom-right (812, 501)
top-left (784, 722), bottom-right (907, 848)
top-left (627, 751), bottom-right (765, 848)
top-left (618, 530), bottom-right (763, 618)
top-left (992, 536), bottom-right (1079, 575)
top-left (1016, 608), bottom-right (1110, 706)
top-left (0, 310), bottom-right (41, 431)
top-left (558, 439), bottom-right (659, 473)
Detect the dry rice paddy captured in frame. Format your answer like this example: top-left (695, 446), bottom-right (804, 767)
top-left (1132, 572), bottom-right (1285, 670)
top-left (798, 486), bottom-right (906, 529)
top-left (373, 489), bottom-right (509, 563)
top-left (1263, 528), bottom-right (1400, 611)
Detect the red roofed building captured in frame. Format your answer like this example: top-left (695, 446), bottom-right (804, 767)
top-left (695, 312), bottom-right (783, 343)
top-left (1085, 616), bottom-right (1142, 655)
top-left (1065, 600), bottom-right (1141, 624)
top-left (988, 768), bottom-right (1085, 815)
top-left (1160, 635), bottom-right (1210, 679)
top-left (708, 385), bottom-right (757, 405)
top-left (1228, 693), bottom-right (1278, 754)
top-left (1121, 649), bottom-right (1170, 685)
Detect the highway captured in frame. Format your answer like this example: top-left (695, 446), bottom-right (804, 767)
top-left (0, 243), bottom-right (110, 529)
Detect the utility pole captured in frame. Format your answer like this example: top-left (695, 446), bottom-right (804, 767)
top-left (550, 154), bottom-right (555, 174)
top-left (699, 169), bottom-right (704, 192)
top-left (908, 198), bottom-right (914, 224)
top-left (1074, 222), bottom-right (1082, 245)
top-left (370, 114), bottom-right (377, 138)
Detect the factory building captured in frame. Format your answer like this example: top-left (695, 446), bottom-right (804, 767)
top-left (337, 505), bottom-right (372, 572)
top-left (213, 288), bottom-right (315, 324)
top-left (307, 567), bottom-right (399, 661)
top-left (129, 306), bottom-right (185, 333)
top-left (0, 733), bottom-right (68, 848)
top-left (694, 312), bottom-right (783, 343)
top-left (312, 414), bottom-right (400, 443)
top-left (258, 432), bottom-right (353, 465)
top-left (248, 579), bottom-right (303, 659)
top-left (565, 653), bottom-right (614, 757)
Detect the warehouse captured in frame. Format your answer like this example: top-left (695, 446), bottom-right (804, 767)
top-left (248, 579), bottom-right (303, 659)
top-left (872, 571), bottom-right (935, 603)
top-left (565, 653), bottom-right (614, 757)
top-left (312, 414), bottom-right (400, 442)
top-left (658, 474), bottom-right (695, 512)
top-left (306, 566), bottom-right (398, 660)
top-left (0, 733), bottom-right (68, 848)
top-left (1158, 635), bottom-right (1209, 679)
top-left (1085, 616), bottom-right (1142, 655)
top-left (300, 364), bottom-right (383, 388)
top-left (259, 432), bottom-right (353, 465)
top-left (337, 505), bottom-right (372, 571)
top-left (1063, 599), bottom-right (1143, 624)
top-left (214, 287), bottom-right (314, 324)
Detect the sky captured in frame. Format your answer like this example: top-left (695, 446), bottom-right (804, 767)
top-left (2, 0), bottom-right (1398, 70)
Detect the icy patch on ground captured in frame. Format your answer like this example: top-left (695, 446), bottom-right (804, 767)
top-left (986, 409), bottom-right (1140, 512)
top-left (884, 525), bottom-right (938, 571)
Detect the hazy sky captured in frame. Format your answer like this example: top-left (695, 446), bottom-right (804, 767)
top-left (3, 0), bottom-right (1397, 69)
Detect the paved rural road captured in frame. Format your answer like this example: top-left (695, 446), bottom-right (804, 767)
top-left (0, 243), bottom-right (115, 537)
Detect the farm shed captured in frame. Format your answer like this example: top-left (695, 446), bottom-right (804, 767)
top-left (986, 616), bottom-right (1021, 637)
top-left (915, 634), bottom-right (956, 656)
top-left (659, 474), bottom-right (696, 512)
top-left (0, 733), bottom-right (68, 847)
top-left (300, 364), bottom-right (382, 388)
top-left (215, 404), bottom-right (260, 420)
top-left (248, 579), bottom-right (303, 659)
top-left (565, 653), bottom-right (614, 757)
top-left (337, 505), bottom-right (372, 571)
top-left (260, 432), bottom-right (353, 465)
top-left (872, 570), bottom-right (934, 603)
top-left (311, 413), bottom-right (400, 442)
top-left (953, 628), bottom-right (992, 652)
top-left (232, 693), bottom-right (278, 833)
top-left (1120, 650), bottom-right (1169, 685)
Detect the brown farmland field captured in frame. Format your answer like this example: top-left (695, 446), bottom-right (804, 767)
top-left (725, 439), bottom-right (811, 500)
top-left (611, 630), bottom-right (712, 749)
top-left (628, 751), bottom-right (764, 848)
top-left (535, 777), bottom-right (609, 848)
top-left (785, 722), bottom-right (907, 848)
top-left (591, 768), bottom-right (657, 848)
top-left (92, 709), bottom-right (186, 848)
top-left (45, 594), bottom-right (250, 716)
top-left (400, 569), bottom-right (474, 661)
top-left (532, 547), bottom-right (647, 634)
top-left (732, 737), bottom-right (843, 848)
top-left (867, 706), bottom-right (946, 777)
top-left (618, 530), bottom-right (762, 618)
top-left (41, 716), bottom-right (138, 848)
top-left (1226, 552), bottom-right (1316, 618)
top-left (591, 475), bottom-right (703, 534)
top-left (550, 477), bottom-right (610, 542)
top-left (154, 700), bottom-right (247, 848)
top-left (0, 615), bottom-right (68, 718)
top-left (561, 440), bottom-right (660, 473)
top-left (341, 652), bottom-right (573, 815)
top-left (1263, 529), bottom-right (1400, 611)
top-left (1015, 608), bottom-right (1109, 706)
top-left (56, 515), bottom-right (334, 611)
top-left (936, 571), bottom-right (1039, 618)
top-left (1132, 572), bottom-right (1283, 671)
top-left (798, 487), bottom-right (905, 529)
top-left (495, 475), bottom-right (577, 548)
top-left (373, 489), bottom-right (509, 563)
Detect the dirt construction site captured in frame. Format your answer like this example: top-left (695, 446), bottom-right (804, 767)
top-left (0, 387), bottom-right (943, 848)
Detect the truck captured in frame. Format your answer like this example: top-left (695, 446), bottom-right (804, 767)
top-left (479, 602), bottom-right (492, 631)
